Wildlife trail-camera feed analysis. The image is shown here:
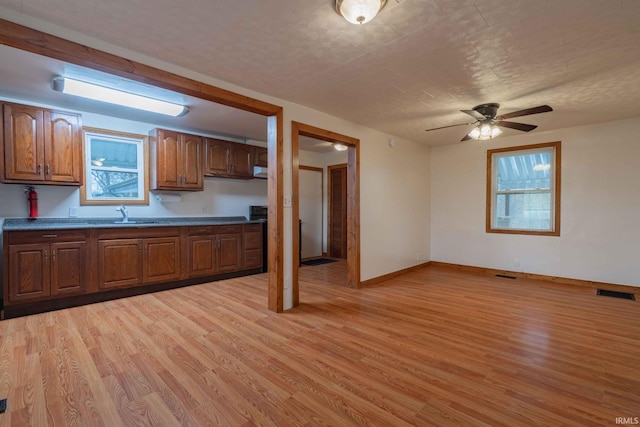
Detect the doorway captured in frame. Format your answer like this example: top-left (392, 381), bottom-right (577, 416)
top-left (292, 121), bottom-right (360, 307)
top-left (328, 164), bottom-right (347, 259)
top-left (299, 166), bottom-right (323, 260)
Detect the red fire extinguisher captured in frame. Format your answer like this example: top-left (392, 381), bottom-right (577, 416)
top-left (27, 186), bottom-right (38, 218)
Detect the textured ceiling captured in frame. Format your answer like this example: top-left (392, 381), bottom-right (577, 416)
top-left (1, 0), bottom-right (640, 146)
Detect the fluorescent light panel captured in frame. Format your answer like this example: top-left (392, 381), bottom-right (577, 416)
top-left (52, 77), bottom-right (187, 117)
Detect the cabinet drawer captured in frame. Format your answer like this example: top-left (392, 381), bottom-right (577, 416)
top-left (244, 223), bottom-right (262, 233)
top-left (215, 224), bottom-right (242, 234)
top-left (97, 226), bottom-right (179, 240)
top-left (8, 229), bottom-right (88, 244)
top-left (187, 226), bottom-right (217, 236)
top-left (244, 249), bottom-right (262, 269)
top-left (244, 232), bottom-right (261, 250)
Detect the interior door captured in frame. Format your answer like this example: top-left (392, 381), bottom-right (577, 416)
top-left (328, 164), bottom-right (347, 259)
top-left (299, 167), bottom-right (323, 259)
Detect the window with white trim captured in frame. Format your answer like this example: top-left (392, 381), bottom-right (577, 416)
top-left (81, 127), bottom-right (149, 205)
top-left (487, 141), bottom-right (561, 236)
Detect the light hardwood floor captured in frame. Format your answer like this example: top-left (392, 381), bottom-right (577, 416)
top-left (1, 262), bottom-right (639, 426)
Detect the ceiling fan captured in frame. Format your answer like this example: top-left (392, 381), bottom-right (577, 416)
top-left (425, 103), bottom-right (553, 141)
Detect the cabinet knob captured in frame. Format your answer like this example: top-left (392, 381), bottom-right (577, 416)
top-left (46, 164), bottom-right (51, 176)
top-left (44, 249), bottom-right (48, 263)
top-left (37, 164), bottom-right (42, 174)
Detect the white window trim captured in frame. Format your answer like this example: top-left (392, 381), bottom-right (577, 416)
top-left (81, 127), bottom-right (149, 205)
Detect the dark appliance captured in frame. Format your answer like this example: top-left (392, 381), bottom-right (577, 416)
top-left (249, 206), bottom-right (268, 272)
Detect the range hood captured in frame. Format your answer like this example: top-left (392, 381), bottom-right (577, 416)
top-left (253, 166), bottom-right (268, 179)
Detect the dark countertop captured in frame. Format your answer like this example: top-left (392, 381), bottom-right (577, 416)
top-left (2, 216), bottom-right (260, 231)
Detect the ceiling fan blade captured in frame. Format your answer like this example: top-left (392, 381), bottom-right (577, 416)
top-left (497, 121), bottom-right (538, 132)
top-left (497, 105), bottom-right (553, 120)
top-left (461, 109), bottom-right (486, 120)
top-left (425, 122), bottom-right (475, 132)
top-left (460, 134), bottom-right (472, 142)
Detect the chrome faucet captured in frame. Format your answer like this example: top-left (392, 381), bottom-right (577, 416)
top-left (116, 205), bottom-right (129, 222)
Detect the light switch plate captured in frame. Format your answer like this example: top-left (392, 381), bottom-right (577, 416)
top-left (69, 207), bottom-right (78, 217)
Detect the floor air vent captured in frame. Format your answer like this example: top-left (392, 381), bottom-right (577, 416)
top-left (597, 289), bottom-right (635, 300)
top-left (495, 274), bottom-right (517, 279)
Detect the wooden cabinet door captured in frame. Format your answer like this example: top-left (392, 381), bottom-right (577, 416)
top-left (98, 239), bottom-right (143, 289)
top-left (154, 129), bottom-right (182, 189)
top-left (181, 134), bottom-right (203, 189)
top-left (204, 138), bottom-right (231, 176)
top-left (44, 110), bottom-right (82, 184)
top-left (187, 235), bottom-right (217, 277)
top-left (254, 147), bottom-right (267, 168)
top-left (3, 103), bottom-right (45, 182)
top-left (143, 237), bottom-right (180, 283)
top-left (231, 144), bottom-right (254, 178)
top-left (217, 233), bottom-right (242, 273)
top-left (8, 243), bottom-right (50, 302)
top-left (50, 241), bottom-right (87, 296)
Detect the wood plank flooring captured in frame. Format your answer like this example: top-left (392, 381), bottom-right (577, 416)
top-left (1, 262), bottom-right (639, 426)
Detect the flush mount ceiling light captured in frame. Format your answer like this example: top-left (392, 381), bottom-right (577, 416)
top-left (335, 0), bottom-right (387, 25)
top-left (468, 120), bottom-right (502, 141)
top-left (333, 143), bottom-right (349, 151)
top-left (52, 76), bottom-right (188, 117)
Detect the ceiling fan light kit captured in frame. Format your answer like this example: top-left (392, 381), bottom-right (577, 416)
top-left (468, 121), bottom-right (502, 140)
top-left (335, 0), bottom-right (387, 25)
top-left (425, 103), bottom-right (553, 142)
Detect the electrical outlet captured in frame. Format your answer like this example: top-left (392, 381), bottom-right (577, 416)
top-left (68, 207), bottom-right (78, 217)
top-left (514, 259), bottom-right (521, 269)
top-left (284, 196), bottom-right (292, 208)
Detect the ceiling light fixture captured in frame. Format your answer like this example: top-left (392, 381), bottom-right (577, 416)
top-left (335, 0), bottom-right (387, 25)
top-left (333, 143), bottom-right (349, 151)
top-left (468, 120), bottom-right (502, 140)
top-left (52, 76), bottom-right (188, 117)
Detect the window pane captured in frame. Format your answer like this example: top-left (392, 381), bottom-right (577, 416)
top-left (90, 170), bottom-right (139, 198)
top-left (90, 138), bottom-right (137, 169)
top-left (497, 151), bottom-right (550, 191)
top-left (495, 191), bottom-right (551, 230)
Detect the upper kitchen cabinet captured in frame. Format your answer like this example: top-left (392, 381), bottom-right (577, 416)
top-left (150, 128), bottom-right (203, 191)
top-left (1, 102), bottom-right (83, 185)
top-left (204, 138), bottom-right (254, 179)
top-left (254, 146), bottom-right (267, 168)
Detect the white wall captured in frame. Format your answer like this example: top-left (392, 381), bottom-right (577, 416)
top-left (431, 117), bottom-right (640, 288)
top-left (0, 104), bottom-right (268, 220)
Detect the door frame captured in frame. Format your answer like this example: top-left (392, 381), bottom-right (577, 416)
top-left (292, 121), bottom-right (361, 307)
top-left (0, 19), bottom-right (287, 312)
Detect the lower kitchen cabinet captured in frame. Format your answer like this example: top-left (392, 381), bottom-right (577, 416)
top-left (186, 225), bottom-right (243, 277)
top-left (5, 231), bottom-right (88, 303)
top-left (2, 222), bottom-right (262, 316)
top-left (187, 236), bottom-right (217, 277)
top-left (98, 239), bottom-right (142, 289)
top-left (244, 223), bottom-right (263, 269)
top-left (143, 237), bottom-right (181, 283)
top-left (97, 232), bottom-right (181, 289)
